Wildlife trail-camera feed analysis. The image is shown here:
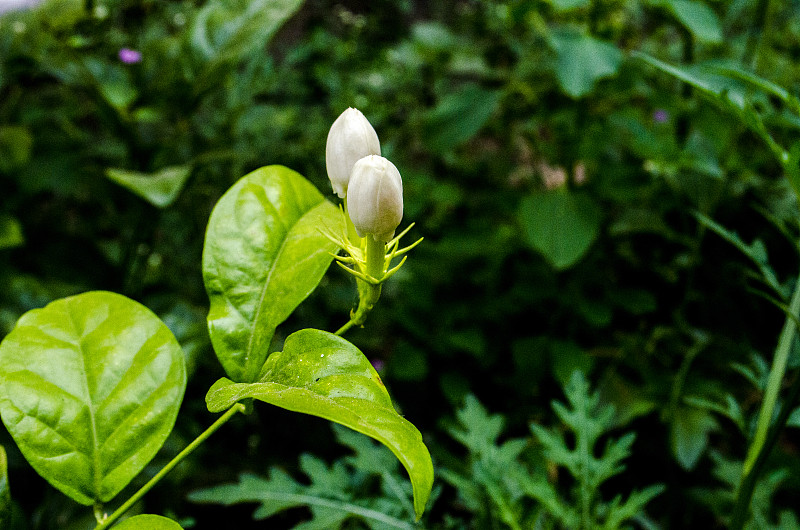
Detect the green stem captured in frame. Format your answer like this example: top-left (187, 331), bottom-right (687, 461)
top-left (743, 0), bottom-right (773, 71)
top-left (94, 404), bottom-right (245, 530)
top-left (334, 319), bottom-right (356, 336)
top-left (730, 274), bottom-right (800, 528)
top-left (578, 396), bottom-right (593, 530)
top-left (349, 236), bottom-right (385, 327)
top-left (731, 368), bottom-right (800, 529)
top-left (742, 275), bottom-right (800, 476)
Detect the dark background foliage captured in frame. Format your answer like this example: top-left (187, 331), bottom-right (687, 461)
top-left (2, 0), bottom-right (800, 528)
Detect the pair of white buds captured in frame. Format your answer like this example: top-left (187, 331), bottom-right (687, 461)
top-left (325, 108), bottom-right (403, 243)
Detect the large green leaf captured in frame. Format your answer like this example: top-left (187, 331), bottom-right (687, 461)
top-left (105, 165), bottom-right (192, 208)
top-left (0, 291), bottom-right (187, 505)
top-left (205, 329), bottom-right (433, 520)
top-left (202, 165), bottom-right (342, 383)
top-left (551, 33), bottom-right (622, 98)
top-left (115, 514), bottom-right (183, 530)
top-left (662, 0), bottom-right (723, 44)
top-left (190, 0), bottom-right (304, 90)
top-left (422, 83), bottom-right (501, 153)
top-left (0, 446), bottom-right (9, 530)
top-left (518, 189), bottom-right (601, 269)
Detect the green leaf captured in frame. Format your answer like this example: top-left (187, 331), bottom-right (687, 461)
top-left (0, 216), bottom-right (23, 250)
top-left (422, 83), bottom-right (501, 153)
top-left (671, 406), bottom-right (718, 470)
top-left (0, 291), bottom-right (186, 505)
top-left (190, 0), bottom-right (304, 89)
top-left (202, 165), bottom-right (341, 383)
top-left (519, 189), bottom-right (601, 269)
top-left (83, 59), bottom-right (138, 110)
top-left (189, 455), bottom-right (417, 530)
top-left (114, 514), bottom-right (184, 530)
top-left (663, 0), bottom-right (723, 44)
top-left (0, 446), bottom-right (10, 530)
top-left (105, 166), bottom-right (192, 208)
top-left (0, 126), bottom-right (33, 173)
top-left (633, 52), bottom-right (738, 103)
top-left (205, 329), bottom-right (433, 520)
top-left (550, 0), bottom-right (590, 12)
top-left (551, 33), bottom-right (622, 97)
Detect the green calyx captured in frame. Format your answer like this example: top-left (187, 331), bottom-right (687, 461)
top-left (322, 206), bottom-right (422, 333)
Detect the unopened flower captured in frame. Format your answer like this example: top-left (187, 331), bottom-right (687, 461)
top-left (653, 109), bottom-right (669, 123)
top-left (347, 155), bottom-right (403, 243)
top-left (326, 108), bottom-right (380, 198)
top-left (118, 48), bottom-right (142, 64)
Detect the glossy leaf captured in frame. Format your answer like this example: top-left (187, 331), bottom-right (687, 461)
top-left (105, 165), bottom-right (192, 208)
top-left (0, 291), bottom-right (187, 505)
top-left (202, 166), bottom-right (342, 383)
top-left (205, 329), bottom-right (433, 519)
top-left (519, 189), bottom-right (601, 269)
top-left (115, 514), bottom-right (184, 530)
top-left (0, 446), bottom-right (9, 530)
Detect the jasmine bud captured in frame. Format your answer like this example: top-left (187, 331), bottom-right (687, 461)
top-left (347, 155), bottom-right (403, 243)
top-left (325, 108), bottom-right (381, 198)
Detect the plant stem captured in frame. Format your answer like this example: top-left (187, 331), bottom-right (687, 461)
top-left (334, 319), bottom-right (356, 336)
top-left (94, 403), bottom-right (246, 530)
top-left (742, 275), bottom-right (800, 475)
top-left (575, 382), bottom-right (593, 530)
top-left (730, 274), bottom-right (800, 528)
top-left (731, 369), bottom-right (800, 529)
top-left (743, 0), bottom-right (773, 71)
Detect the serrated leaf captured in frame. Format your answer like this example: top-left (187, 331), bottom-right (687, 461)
top-left (600, 484), bottom-right (665, 530)
top-left (0, 291), bottom-right (186, 505)
top-left (105, 166), bottom-right (192, 208)
top-left (519, 189), bottom-right (601, 269)
top-left (114, 514), bottom-right (184, 530)
top-left (448, 395), bottom-right (505, 454)
top-left (205, 329), bottom-right (432, 519)
top-left (189, 468), bottom-right (416, 529)
top-left (0, 446), bottom-right (9, 530)
top-left (551, 33), bottom-right (622, 97)
top-left (202, 165), bottom-right (342, 383)
top-left (333, 423), bottom-right (398, 475)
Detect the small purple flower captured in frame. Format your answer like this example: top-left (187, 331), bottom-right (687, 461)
top-left (118, 48), bottom-right (142, 64)
top-left (371, 359), bottom-right (385, 372)
top-left (653, 109), bottom-right (669, 123)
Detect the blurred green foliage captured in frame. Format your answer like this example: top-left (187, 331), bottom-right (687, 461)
top-left (2, 0), bottom-right (800, 527)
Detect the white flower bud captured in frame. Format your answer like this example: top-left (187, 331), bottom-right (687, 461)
top-left (325, 108), bottom-right (381, 198)
top-left (347, 155), bottom-right (403, 243)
